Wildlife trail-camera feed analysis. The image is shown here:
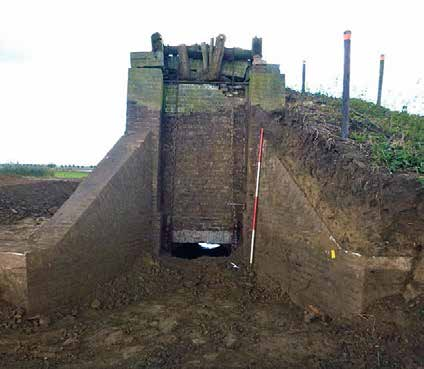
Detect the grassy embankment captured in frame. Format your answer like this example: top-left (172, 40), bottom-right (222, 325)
top-left (309, 93), bottom-right (423, 180)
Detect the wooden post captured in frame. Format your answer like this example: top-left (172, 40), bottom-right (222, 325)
top-left (177, 44), bottom-right (191, 80)
top-left (341, 30), bottom-right (351, 140)
top-left (200, 42), bottom-right (209, 75)
top-left (208, 34), bottom-right (226, 80)
top-left (301, 60), bottom-right (306, 94)
top-left (252, 37), bottom-right (262, 57)
top-left (377, 54), bottom-right (385, 106)
top-left (208, 37), bottom-right (214, 70)
top-left (151, 32), bottom-right (163, 53)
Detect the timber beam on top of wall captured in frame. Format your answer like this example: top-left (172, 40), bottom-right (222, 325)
top-left (164, 45), bottom-right (253, 61)
top-left (164, 81), bottom-right (249, 85)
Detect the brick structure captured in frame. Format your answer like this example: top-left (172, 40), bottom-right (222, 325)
top-left (255, 140), bottom-right (413, 315)
top-left (0, 33), bottom-right (285, 313)
top-left (0, 33), bottom-right (420, 317)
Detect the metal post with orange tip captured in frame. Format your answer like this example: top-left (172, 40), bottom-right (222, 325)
top-left (301, 60), bottom-right (306, 94)
top-left (341, 30), bottom-right (351, 140)
top-left (377, 54), bottom-right (385, 106)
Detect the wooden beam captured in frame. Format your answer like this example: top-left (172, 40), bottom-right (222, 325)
top-left (201, 42), bottom-right (209, 74)
top-left (208, 34), bottom-right (226, 80)
top-left (177, 44), bottom-right (191, 80)
top-left (151, 32), bottom-right (163, 53)
top-left (252, 37), bottom-right (262, 57)
top-left (209, 38), bottom-right (214, 66)
top-left (164, 45), bottom-right (252, 61)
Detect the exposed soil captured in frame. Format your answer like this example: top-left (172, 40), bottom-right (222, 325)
top-left (0, 253), bottom-right (423, 369)
top-left (0, 217), bottom-right (49, 253)
top-left (0, 176), bottom-right (80, 225)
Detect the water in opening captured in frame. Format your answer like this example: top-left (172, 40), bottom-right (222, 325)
top-left (171, 242), bottom-right (231, 259)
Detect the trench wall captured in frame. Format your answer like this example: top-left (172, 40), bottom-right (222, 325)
top-left (0, 253), bottom-right (27, 308)
top-left (250, 111), bottom-right (417, 316)
top-left (255, 140), bottom-right (367, 315)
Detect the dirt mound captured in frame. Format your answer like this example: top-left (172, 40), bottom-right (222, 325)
top-left (0, 177), bottom-right (80, 224)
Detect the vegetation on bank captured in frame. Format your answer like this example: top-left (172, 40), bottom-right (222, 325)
top-left (307, 92), bottom-right (424, 176)
top-left (349, 99), bottom-right (423, 175)
top-left (0, 164), bottom-right (90, 179)
top-left (0, 164), bottom-right (51, 177)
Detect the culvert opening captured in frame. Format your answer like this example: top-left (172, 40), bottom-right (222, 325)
top-left (171, 242), bottom-right (231, 259)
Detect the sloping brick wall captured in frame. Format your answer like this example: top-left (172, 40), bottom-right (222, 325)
top-left (25, 132), bottom-right (154, 313)
top-left (252, 127), bottom-right (413, 316)
top-left (126, 67), bottom-right (163, 253)
top-left (255, 142), bottom-right (367, 315)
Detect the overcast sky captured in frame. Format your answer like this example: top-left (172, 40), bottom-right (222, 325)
top-left (1, 0), bottom-right (423, 165)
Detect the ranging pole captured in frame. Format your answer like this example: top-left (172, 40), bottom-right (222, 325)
top-left (302, 60), bottom-right (306, 94)
top-left (377, 54), bottom-right (385, 106)
top-left (341, 30), bottom-right (351, 140)
top-left (249, 128), bottom-right (264, 266)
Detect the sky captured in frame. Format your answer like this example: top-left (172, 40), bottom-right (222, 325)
top-left (0, 0), bottom-right (423, 165)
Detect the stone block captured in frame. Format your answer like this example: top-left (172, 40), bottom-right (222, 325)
top-left (221, 61), bottom-right (249, 79)
top-left (248, 64), bottom-right (285, 112)
top-left (127, 68), bottom-right (163, 111)
top-left (130, 51), bottom-right (164, 68)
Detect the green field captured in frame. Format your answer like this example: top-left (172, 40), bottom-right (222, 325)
top-left (53, 171), bottom-right (89, 179)
top-left (0, 164), bottom-right (91, 179)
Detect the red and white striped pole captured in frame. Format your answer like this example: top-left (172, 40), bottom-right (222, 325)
top-left (250, 128), bottom-right (264, 265)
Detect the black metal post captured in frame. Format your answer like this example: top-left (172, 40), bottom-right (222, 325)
top-left (377, 54), bottom-right (385, 106)
top-left (341, 30), bottom-right (351, 139)
top-left (301, 60), bottom-right (306, 94)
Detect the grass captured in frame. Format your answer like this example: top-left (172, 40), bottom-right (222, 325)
top-left (53, 171), bottom-right (89, 179)
top-left (348, 99), bottom-right (424, 174)
top-left (0, 164), bottom-right (90, 179)
top-left (307, 92), bottom-right (424, 175)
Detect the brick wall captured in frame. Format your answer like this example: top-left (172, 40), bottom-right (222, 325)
top-left (255, 140), bottom-right (367, 315)
top-left (250, 119), bottom-right (414, 316)
top-left (161, 109), bottom-right (247, 244)
top-left (25, 131), bottom-right (153, 313)
top-left (164, 83), bottom-right (245, 114)
top-left (161, 83), bottom-right (247, 245)
top-left (126, 67), bottom-right (164, 252)
top-left (248, 64), bottom-right (285, 112)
